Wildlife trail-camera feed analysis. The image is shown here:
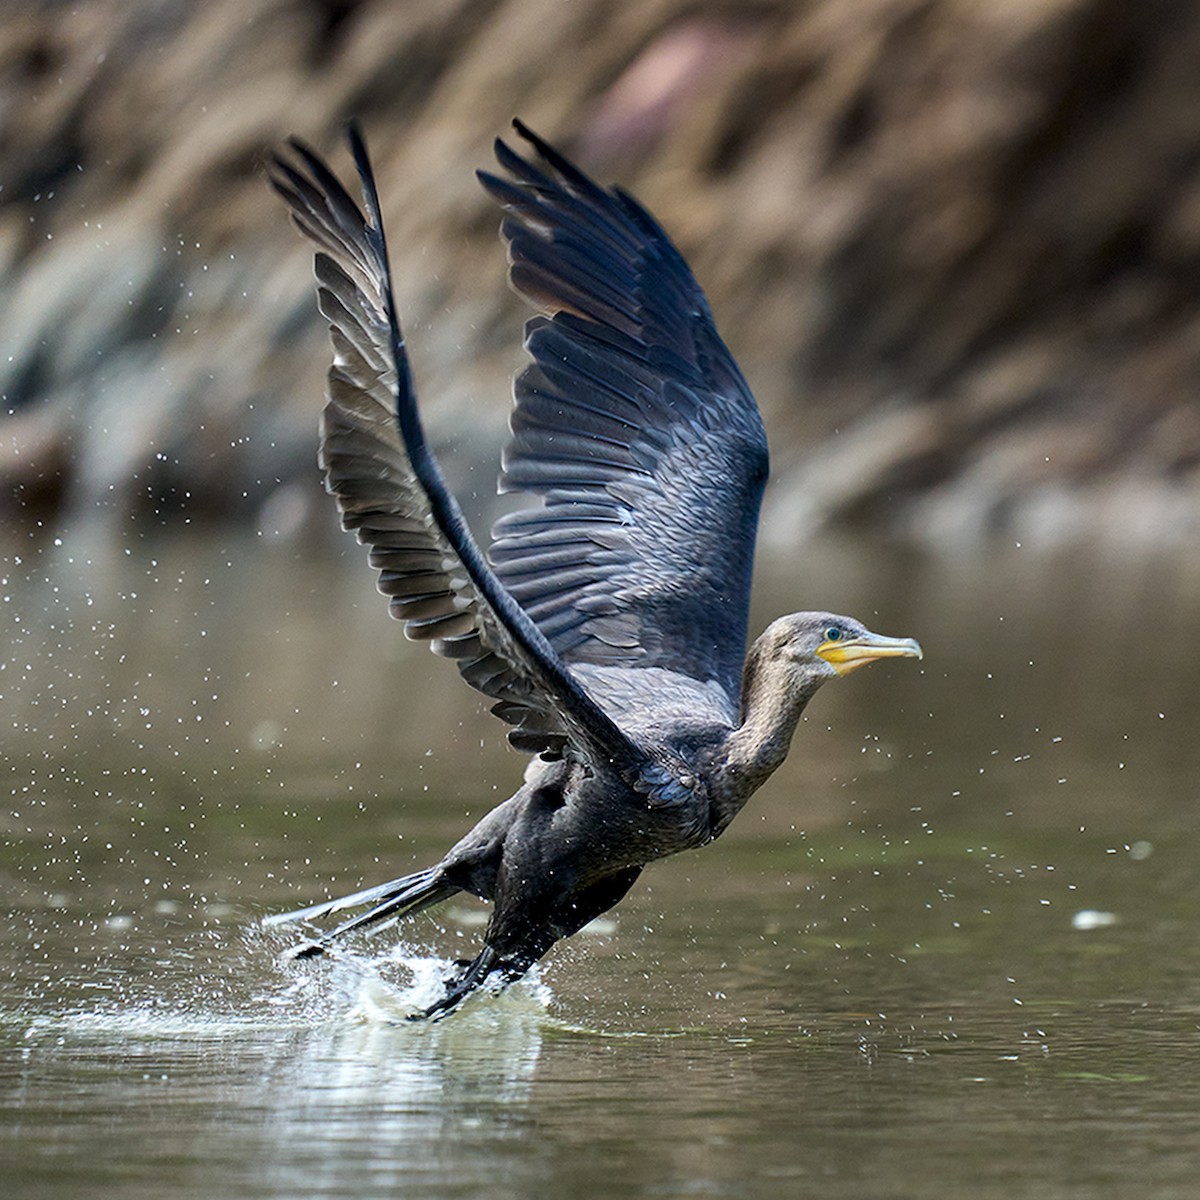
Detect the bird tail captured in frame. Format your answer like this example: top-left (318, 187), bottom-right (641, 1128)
top-left (263, 866), bottom-right (459, 959)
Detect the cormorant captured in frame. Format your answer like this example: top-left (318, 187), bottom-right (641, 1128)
top-left (267, 121), bottom-right (922, 1018)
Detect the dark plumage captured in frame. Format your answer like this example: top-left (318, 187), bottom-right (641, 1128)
top-left (266, 121), bottom-right (922, 1018)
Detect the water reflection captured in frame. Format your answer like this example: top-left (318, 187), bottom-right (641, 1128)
top-left (255, 973), bottom-right (548, 1200)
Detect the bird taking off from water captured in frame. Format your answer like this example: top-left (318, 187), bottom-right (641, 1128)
top-left (267, 121), bottom-right (922, 1018)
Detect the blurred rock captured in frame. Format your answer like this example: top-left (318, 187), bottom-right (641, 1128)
top-left (2, 0), bottom-right (1199, 548)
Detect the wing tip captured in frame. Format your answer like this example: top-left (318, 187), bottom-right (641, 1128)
top-left (344, 119), bottom-right (368, 179)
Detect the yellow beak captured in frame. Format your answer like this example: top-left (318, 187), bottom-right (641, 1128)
top-left (817, 631), bottom-right (924, 677)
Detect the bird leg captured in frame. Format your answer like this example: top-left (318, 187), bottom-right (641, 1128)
top-left (410, 944), bottom-right (524, 1020)
top-left (410, 866), bottom-right (646, 1020)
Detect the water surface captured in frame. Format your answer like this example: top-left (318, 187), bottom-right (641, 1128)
top-left (4, 528), bottom-right (1200, 1198)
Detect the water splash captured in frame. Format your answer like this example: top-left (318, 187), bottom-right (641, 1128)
top-left (5, 907), bottom-right (551, 1045)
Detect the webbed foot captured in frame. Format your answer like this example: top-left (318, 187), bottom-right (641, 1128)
top-left (408, 946), bottom-right (530, 1020)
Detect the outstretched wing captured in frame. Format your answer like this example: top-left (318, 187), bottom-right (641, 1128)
top-left (481, 123), bottom-right (769, 712)
top-left (271, 128), bottom-right (641, 768)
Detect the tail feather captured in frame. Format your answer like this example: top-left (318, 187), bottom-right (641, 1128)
top-left (264, 866), bottom-right (458, 958)
top-left (263, 870), bottom-right (434, 927)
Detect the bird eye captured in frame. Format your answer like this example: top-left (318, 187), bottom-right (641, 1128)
top-left (825, 626), bottom-right (842, 641)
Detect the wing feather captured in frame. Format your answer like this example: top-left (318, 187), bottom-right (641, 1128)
top-left (272, 129), bottom-right (643, 768)
top-left (479, 127), bottom-right (769, 708)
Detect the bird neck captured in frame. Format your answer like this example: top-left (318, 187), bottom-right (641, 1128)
top-left (709, 642), bottom-right (823, 833)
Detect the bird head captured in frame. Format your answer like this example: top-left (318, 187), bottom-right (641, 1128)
top-left (772, 612), bottom-right (923, 681)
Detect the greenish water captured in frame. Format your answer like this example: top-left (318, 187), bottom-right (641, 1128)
top-left (3, 527), bottom-right (1200, 1198)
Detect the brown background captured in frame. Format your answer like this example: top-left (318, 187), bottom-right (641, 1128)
top-left (4, 0), bottom-right (1199, 547)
